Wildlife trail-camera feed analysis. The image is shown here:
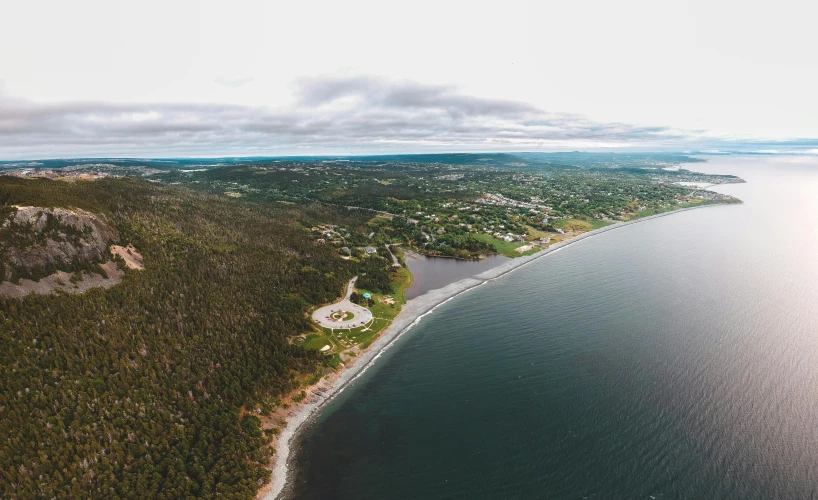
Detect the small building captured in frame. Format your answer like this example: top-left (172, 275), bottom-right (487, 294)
top-left (365, 246), bottom-right (377, 255)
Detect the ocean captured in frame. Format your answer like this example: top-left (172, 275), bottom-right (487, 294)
top-left (287, 156), bottom-right (818, 499)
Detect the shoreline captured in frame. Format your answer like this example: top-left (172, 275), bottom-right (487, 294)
top-left (261, 201), bottom-right (736, 500)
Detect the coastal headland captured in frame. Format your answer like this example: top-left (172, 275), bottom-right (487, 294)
top-left (261, 201), bottom-right (738, 500)
top-left (0, 154), bottom-right (746, 498)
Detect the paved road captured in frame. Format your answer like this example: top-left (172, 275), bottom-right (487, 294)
top-left (385, 244), bottom-right (402, 267)
top-left (311, 277), bottom-right (373, 329)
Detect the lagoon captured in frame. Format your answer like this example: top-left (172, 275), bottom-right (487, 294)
top-left (403, 252), bottom-right (510, 300)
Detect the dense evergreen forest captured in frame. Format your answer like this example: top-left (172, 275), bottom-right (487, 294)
top-left (0, 177), bottom-right (394, 498)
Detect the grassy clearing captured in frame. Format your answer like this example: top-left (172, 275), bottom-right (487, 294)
top-left (552, 218), bottom-right (612, 232)
top-left (524, 226), bottom-right (555, 240)
top-left (389, 266), bottom-right (412, 304)
top-left (472, 232), bottom-right (529, 257)
top-left (302, 332), bottom-right (333, 351)
top-left (347, 318), bottom-right (391, 349)
top-left (325, 310), bottom-right (394, 351)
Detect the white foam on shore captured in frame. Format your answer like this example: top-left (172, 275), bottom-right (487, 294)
top-left (263, 202), bottom-right (733, 499)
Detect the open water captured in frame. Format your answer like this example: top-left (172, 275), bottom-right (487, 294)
top-left (289, 156), bottom-right (818, 499)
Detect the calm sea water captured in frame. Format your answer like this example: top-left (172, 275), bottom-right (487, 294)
top-left (288, 156), bottom-right (818, 499)
top-left (404, 253), bottom-right (510, 300)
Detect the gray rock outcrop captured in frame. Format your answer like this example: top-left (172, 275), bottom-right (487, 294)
top-left (1, 206), bottom-right (117, 280)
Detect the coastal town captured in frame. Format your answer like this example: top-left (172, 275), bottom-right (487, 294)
top-left (1, 154), bottom-right (743, 261)
top-left (3, 168), bottom-right (111, 181)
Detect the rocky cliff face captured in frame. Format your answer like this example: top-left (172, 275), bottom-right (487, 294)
top-left (0, 206), bottom-right (117, 281)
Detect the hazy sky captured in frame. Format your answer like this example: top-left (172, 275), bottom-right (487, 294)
top-left (1, 0), bottom-right (817, 158)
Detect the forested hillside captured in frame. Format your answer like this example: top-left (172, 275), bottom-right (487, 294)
top-left (0, 177), bottom-right (389, 498)
top-left (0, 154), bottom-right (742, 498)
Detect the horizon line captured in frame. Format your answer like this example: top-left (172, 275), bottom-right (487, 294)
top-left (2, 149), bottom-right (817, 164)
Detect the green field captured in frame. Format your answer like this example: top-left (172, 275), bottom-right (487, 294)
top-left (552, 218), bottom-right (613, 231)
top-left (473, 232), bottom-right (540, 258)
top-left (302, 332), bottom-right (333, 351)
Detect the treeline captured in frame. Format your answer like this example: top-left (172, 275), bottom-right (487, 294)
top-left (0, 177), bottom-right (396, 498)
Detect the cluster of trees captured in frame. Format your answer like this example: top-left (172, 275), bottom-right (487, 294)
top-left (434, 235), bottom-right (495, 258)
top-left (0, 176), bottom-right (398, 498)
top-left (349, 291), bottom-right (374, 308)
top-left (354, 257), bottom-right (394, 294)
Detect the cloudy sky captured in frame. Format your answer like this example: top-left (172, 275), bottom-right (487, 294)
top-left (1, 0), bottom-right (817, 159)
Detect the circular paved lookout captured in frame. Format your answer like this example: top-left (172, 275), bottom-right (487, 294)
top-left (311, 277), bottom-right (373, 329)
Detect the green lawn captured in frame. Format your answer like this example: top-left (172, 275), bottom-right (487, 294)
top-left (302, 332), bottom-right (333, 351)
top-left (473, 232), bottom-right (539, 258)
top-left (390, 266), bottom-right (412, 304)
top-left (321, 315), bottom-right (392, 351)
top-left (552, 218), bottom-right (613, 231)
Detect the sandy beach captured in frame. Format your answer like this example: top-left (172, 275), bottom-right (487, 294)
top-left (261, 202), bottom-right (734, 500)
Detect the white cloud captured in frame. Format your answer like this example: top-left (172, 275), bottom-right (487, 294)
top-left (0, 0), bottom-right (817, 157)
top-left (1, 75), bottom-right (815, 159)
